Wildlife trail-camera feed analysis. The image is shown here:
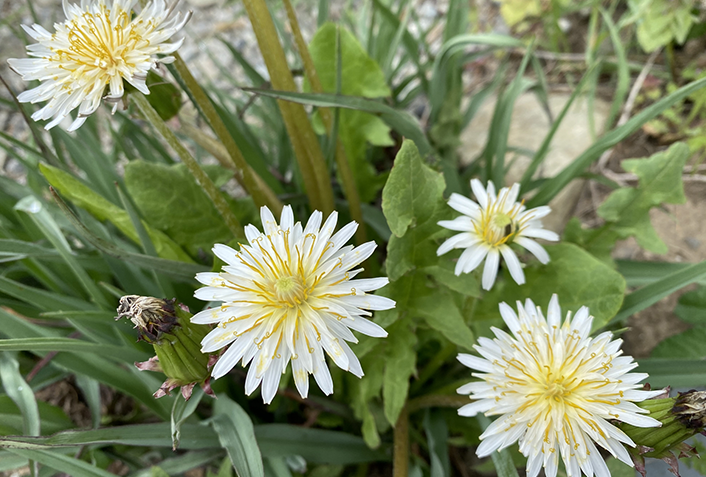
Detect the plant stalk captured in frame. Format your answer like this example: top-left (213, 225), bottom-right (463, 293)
top-left (132, 93), bottom-right (242, 238)
top-left (172, 53), bottom-right (282, 214)
top-left (393, 404), bottom-right (409, 477)
top-left (282, 0), bottom-right (366, 242)
top-left (241, 0), bottom-right (334, 214)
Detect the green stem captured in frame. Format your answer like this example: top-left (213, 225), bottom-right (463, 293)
top-left (282, 0), bottom-right (365, 243)
top-left (393, 404), bottom-right (409, 477)
top-left (393, 394), bottom-right (469, 477)
top-left (172, 53), bottom-right (282, 214)
top-left (241, 0), bottom-right (334, 214)
top-left (132, 93), bottom-right (242, 238)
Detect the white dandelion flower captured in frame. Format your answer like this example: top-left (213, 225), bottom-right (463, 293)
top-left (193, 206), bottom-right (394, 404)
top-left (437, 179), bottom-right (559, 290)
top-left (7, 0), bottom-right (191, 131)
top-left (457, 295), bottom-right (663, 477)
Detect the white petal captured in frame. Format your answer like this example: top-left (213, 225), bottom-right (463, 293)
top-left (481, 248), bottom-right (500, 290)
top-left (499, 246), bottom-right (525, 285)
top-left (514, 236), bottom-right (550, 264)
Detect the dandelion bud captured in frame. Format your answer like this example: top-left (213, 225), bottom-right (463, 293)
top-left (621, 388), bottom-right (704, 477)
top-left (117, 296), bottom-right (214, 400)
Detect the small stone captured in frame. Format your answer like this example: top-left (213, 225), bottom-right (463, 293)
top-left (685, 238), bottom-right (701, 250)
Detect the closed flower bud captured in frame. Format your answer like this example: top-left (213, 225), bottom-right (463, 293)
top-left (620, 388), bottom-right (704, 477)
top-left (117, 295), bottom-right (214, 400)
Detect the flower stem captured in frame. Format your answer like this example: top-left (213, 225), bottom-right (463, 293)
top-left (281, 0), bottom-right (365, 242)
top-left (393, 394), bottom-right (469, 477)
top-left (172, 53), bottom-right (282, 214)
top-left (241, 0), bottom-right (334, 215)
top-left (393, 405), bottom-right (409, 477)
top-left (132, 92), bottom-right (242, 238)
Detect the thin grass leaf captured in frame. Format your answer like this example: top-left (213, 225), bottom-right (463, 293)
top-left (171, 388), bottom-right (203, 450)
top-left (243, 88), bottom-right (432, 155)
top-left (50, 188), bottom-right (207, 279)
top-left (74, 375), bottom-right (101, 428)
top-left (528, 75), bottom-right (706, 207)
top-left (209, 396), bottom-right (264, 477)
top-left (477, 415), bottom-right (519, 477)
top-left (7, 449), bottom-right (116, 477)
top-left (609, 260), bottom-right (706, 325)
top-left (601, 9), bottom-right (629, 129)
top-left (15, 196), bottom-right (110, 308)
top-left (0, 337), bottom-right (149, 362)
top-left (0, 353), bottom-right (40, 437)
top-left (520, 63), bottom-right (599, 190)
top-left (636, 358), bottom-right (706, 388)
top-left (129, 450), bottom-right (224, 477)
top-left (616, 260), bottom-right (706, 287)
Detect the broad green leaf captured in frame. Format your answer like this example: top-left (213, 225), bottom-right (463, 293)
top-left (382, 321), bottom-right (417, 426)
top-left (410, 285), bottom-right (475, 351)
top-left (423, 261), bottom-right (480, 298)
top-left (475, 244), bottom-right (626, 330)
top-left (597, 142), bottom-right (689, 253)
top-left (40, 163), bottom-right (191, 262)
top-left (125, 161), bottom-right (233, 252)
top-left (309, 23), bottom-right (393, 202)
top-left (349, 353), bottom-right (384, 449)
top-left (210, 396), bottom-right (264, 477)
top-left (566, 142), bottom-right (689, 260)
top-left (628, 0), bottom-right (696, 52)
top-left (382, 140), bottom-right (445, 238)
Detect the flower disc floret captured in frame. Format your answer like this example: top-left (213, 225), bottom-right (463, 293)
top-left (7, 0), bottom-right (191, 131)
top-left (457, 295), bottom-right (663, 477)
top-left (193, 206), bottom-right (395, 404)
top-left (437, 179), bottom-right (559, 290)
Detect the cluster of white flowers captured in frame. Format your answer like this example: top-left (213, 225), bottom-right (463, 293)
top-left (11, 3), bottom-right (661, 476)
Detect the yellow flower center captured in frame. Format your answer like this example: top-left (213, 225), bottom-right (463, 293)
top-left (476, 208), bottom-right (518, 247)
top-left (274, 275), bottom-right (307, 308)
top-left (61, 8), bottom-right (140, 72)
top-left (544, 379), bottom-right (570, 402)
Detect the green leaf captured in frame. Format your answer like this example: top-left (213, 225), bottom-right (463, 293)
top-left (382, 140), bottom-right (445, 238)
top-left (0, 354), bottom-right (40, 437)
top-left (171, 388), bottom-right (203, 450)
top-left (124, 161), bottom-right (233, 252)
top-left (0, 338), bottom-right (148, 363)
top-left (410, 285), bottom-right (475, 351)
top-left (611, 260), bottom-right (706, 325)
top-left (7, 449), bottom-right (116, 477)
top-left (243, 88), bottom-right (431, 156)
top-left (349, 353), bottom-right (384, 449)
top-left (528, 76), bottom-right (706, 207)
top-left (635, 358), bottom-right (706, 388)
top-left (210, 396), bottom-right (264, 477)
top-left (0, 396), bottom-right (73, 436)
top-left (675, 286), bottom-right (706, 325)
top-left (40, 163), bottom-right (191, 262)
top-left (475, 244), bottom-right (626, 330)
top-left (597, 142), bottom-right (689, 254)
top-left (309, 23), bottom-right (393, 202)
top-left (382, 321), bottom-right (417, 426)
top-left (423, 261), bottom-right (480, 297)
top-left (144, 71), bottom-right (182, 121)
top-left (424, 410), bottom-right (450, 477)
top-left (651, 327), bottom-right (706, 358)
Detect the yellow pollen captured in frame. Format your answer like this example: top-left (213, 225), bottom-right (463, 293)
top-left (273, 275), bottom-right (307, 308)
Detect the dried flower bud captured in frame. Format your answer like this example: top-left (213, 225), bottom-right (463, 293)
top-left (117, 296), bottom-right (214, 400)
top-left (621, 387), bottom-right (704, 477)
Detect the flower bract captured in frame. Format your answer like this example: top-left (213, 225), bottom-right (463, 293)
top-left (7, 0), bottom-right (190, 131)
top-left (193, 206), bottom-right (394, 404)
top-left (457, 295), bottom-right (663, 477)
top-left (437, 179), bottom-right (559, 290)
